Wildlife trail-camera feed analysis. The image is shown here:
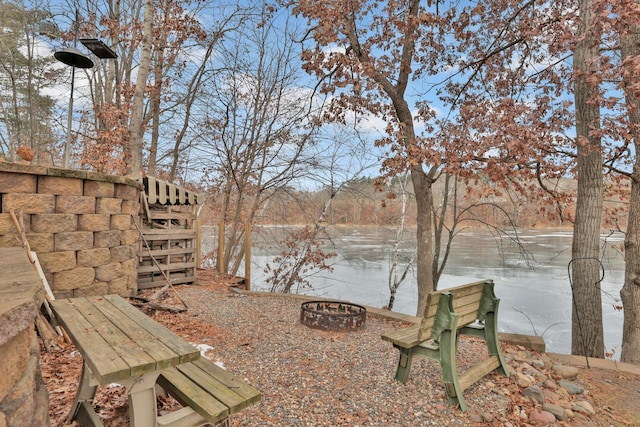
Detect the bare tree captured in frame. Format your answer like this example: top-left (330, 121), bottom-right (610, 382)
top-left (191, 5), bottom-right (324, 275)
top-left (385, 173), bottom-right (415, 310)
top-left (264, 128), bottom-right (378, 294)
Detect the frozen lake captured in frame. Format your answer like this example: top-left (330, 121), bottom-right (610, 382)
top-left (203, 226), bottom-right (625, 358)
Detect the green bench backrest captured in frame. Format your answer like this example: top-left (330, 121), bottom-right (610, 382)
top-left (418, 280), bottom-right (497, 342)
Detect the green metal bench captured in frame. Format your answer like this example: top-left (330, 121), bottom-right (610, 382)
top-left (381, 279), bottom-right (509, 411)
top-left (156, 358), bottom-right (261, 427)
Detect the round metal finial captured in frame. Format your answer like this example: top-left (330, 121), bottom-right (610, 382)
top-left (54, 47), bottom-right (94, 69)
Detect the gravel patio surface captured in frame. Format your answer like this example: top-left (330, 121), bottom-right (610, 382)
top-left (173, 286), bottom-right (504, 427)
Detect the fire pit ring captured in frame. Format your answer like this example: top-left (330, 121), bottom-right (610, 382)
top-left (300, 301), bottom-right (366, 332)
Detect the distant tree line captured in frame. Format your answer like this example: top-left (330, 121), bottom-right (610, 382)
top-left (201, 176), bottom-right (627, 230)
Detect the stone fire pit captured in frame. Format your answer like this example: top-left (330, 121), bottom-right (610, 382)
top-left (300, 301), bottom-right (366, 332)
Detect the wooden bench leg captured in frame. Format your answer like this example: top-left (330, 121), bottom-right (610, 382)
top-left (393, 346), bottom-right (413, 383)
top-left (75, 401), bottom-right (104, 427)
top-left (68, 363), bottom-right (99, 424)
top-left (484, 310), bottom-right (510, 378)
top-left (438, 329), bottom-right (467, 411)
top-left (122, 372), bottom-right (162, 427)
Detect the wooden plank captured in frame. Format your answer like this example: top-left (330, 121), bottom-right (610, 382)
top-left (137, 276), bottom-right (197, 289)
top-left (423, 300), bottom-right (440, 319)
top-left (192, 358), bottom-right (261, 408)
top-left (147, 177), bottom-right (158, 205)
top-left (35, 312), bottom-right (59, 352)
top-left (142, 235), bottom-right (196, 243)
top-left (103, 295), bottom-right (199, 363)
top-left (158, 368), bottom-right (229, 424)
top-left (146, 211), bottom-right (194, 221)
top-left (141, 229), bottom-right (196, 236)
top-left (452, 292), bottom-right (484, 317)
top-left (168, 184), bottom-right (177, 204)
top-left (138, 247), bottom-right (196, 257)
top-left (451, 288), bottom-right (484, 305)
top-left (441, 280), bottom-right (488, 297)
top-left (419, 293), bottom-right (441, 339)
top-left (176, 362), bottom-right (255, 413)
top-left (457, 311), bottom-right (481, 327)
top-left (137, 262), bottom-right (197, 274)
top-left (90, 297), bottom-right (181, 371)
top-left (156, 406), bottom-right (205, 427)
top-left (138, 258), bottom-right (194, 266)
top-left (458, 355), bottom-right (500, 392)
top-left (178, 187), bottom-right (186, 204)
top-left (137, 272), bottom-right (196, 282)
top-left (50, 299), bottom-right (131, 384)
top-left (158, 180), bottom-right (168, 204)
top-left (381, 324), bottom-right (423, 348)
top-left (69, 298), bottom-right (157, 378)
top-left (30, 251), bottom-right (54, 300)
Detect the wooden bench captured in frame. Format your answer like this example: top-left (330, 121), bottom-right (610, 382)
top-left (51, 295), bottom-right (260, 426)
top-left (156, 357), bottom-right (261, 427)
top-left (381, 279), bottom-right (509, 411)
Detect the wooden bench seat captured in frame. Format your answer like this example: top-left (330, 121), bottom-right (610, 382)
top-left (381, 279), bottom-right (509, 411)
top-left (156, 358), bottom-right (261, 427)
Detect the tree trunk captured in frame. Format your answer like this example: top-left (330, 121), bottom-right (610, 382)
top-left (387, 174), bottom-right (414, 310)
top-left (621, 173), bottom-right (640, 364)
top-left (147, 53), bottom-right (163, 176)
top-left (411, 166), bottom-right (434, 316)
top-left (127, 0), bottom-right (153, 174)
top-left (619, 17), bottom-right (640, 364)
top-left (391, 98), bottom-right (435, 317)
top-left (570, 0), bottom-right (604, 358)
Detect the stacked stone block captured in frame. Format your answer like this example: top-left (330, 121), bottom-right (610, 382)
top-left (0, 163), bottom-right (141, 298)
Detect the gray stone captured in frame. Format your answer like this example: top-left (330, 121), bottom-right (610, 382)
top-left (558, 379), bottom-right (584, 395)
top-left (522, 386), bottom-right (545, 403)
top-left (542, 402), bottom-right (568, 421)
top-left (572, 400), bottom-right (595, 415)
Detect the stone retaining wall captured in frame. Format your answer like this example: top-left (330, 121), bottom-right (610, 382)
top-left (0, 249), bottom-right (50, 427)
top-left (0, 163), bottom-right (141, 298)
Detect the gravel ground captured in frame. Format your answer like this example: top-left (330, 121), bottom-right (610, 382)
top-left (172, 286), bottom-right (516, 427)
